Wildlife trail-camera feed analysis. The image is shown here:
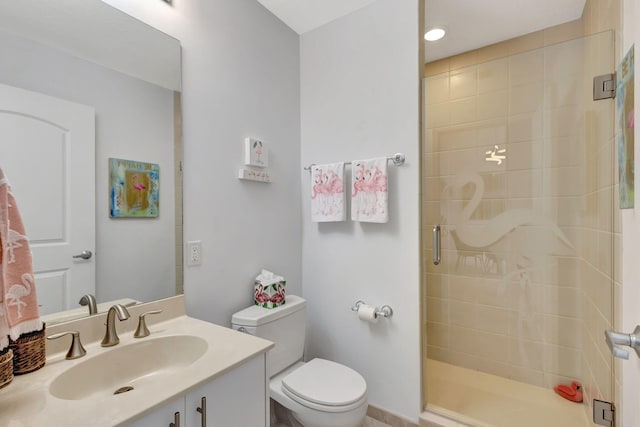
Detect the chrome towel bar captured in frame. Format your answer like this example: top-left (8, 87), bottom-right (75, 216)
top-left (304, 153), bottom-right (406, 172)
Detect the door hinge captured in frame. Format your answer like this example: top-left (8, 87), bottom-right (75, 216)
top-left (594, 399), bottom-right (615, 427)
top-left (593, 73), bottom-right (616, 100)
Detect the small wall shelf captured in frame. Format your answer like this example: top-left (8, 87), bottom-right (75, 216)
top-left (238, 168), bottom-right (272, 183)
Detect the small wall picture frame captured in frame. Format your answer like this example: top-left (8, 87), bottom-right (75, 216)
top-left (244, 137), bottom-right (268, 167)
top-left (109, 158), bottom-right (159, 218)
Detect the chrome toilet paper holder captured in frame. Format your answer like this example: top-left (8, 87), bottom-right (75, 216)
top-left (351, 300), bottom-right (394, 318)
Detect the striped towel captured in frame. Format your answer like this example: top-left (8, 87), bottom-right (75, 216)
top-left (0, 167), bottom-right (42, 350)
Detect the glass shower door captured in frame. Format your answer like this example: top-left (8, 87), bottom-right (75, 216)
top-left (423, 30), bottom-right (616, 425)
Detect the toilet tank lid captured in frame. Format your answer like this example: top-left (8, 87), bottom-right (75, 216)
top-left (231, 295), bottom-right (306, 327)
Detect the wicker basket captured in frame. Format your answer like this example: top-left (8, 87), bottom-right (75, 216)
top-left (0, 349), bottom-right (13, 389)
top-left (9, 326), bottom-right (46, 375)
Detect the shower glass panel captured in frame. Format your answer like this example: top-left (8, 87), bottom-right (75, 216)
top-left (423, 31), bottom-right (615, 426)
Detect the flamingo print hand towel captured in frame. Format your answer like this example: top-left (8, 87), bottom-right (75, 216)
top-left (351, 158), bottom-right (389, 223)
top-left (310, 163), bottom-right (345, 222)
top-left (0, 168), bottom-right (42, 351)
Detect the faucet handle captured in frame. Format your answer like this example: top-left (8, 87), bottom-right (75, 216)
top-left (134, 310), bottom-right (162, 338)
top-left (47, 331), bottom-right (87, 360)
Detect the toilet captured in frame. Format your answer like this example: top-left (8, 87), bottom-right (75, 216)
top-left (232, 295), bottom-right (368, 427)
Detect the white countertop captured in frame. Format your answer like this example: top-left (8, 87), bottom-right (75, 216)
top-left (0, 315), bottom-right (274, 427)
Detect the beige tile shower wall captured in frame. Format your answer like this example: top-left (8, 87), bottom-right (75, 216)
top-left (583, 0), bottom-right (621, 46)
top-left (581, 0), bottom-right (621, 422)
top-left (425, 0), bottom-right (620, 78)
top-left (424, 15), bottom-right (619, 408)
top-left (580, 73), bottom-right (617, 423)
top-left (425, 19), bottom-right (583, 78)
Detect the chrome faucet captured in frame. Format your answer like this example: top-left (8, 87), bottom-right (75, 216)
top-left (78, 294), bottom-right (98, 315)
top-left (101, 304), bottom-right (130, 347)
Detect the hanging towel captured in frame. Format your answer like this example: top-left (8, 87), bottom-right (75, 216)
top-left (310, 162), bottom-right (346, 222)
top-left (0, 168), bottom-right (42, 351)
top-left (351, 158), bottom-right (389, 223)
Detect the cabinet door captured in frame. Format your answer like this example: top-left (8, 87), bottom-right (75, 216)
top-left (125, 396), bottom-right (184, 427)
top-left (185, 355), bottom-right (266, 427)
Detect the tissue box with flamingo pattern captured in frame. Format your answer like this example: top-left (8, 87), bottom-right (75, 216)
top-left (254, 269), bottom-right (286, 309)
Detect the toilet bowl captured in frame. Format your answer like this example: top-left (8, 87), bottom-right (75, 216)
top-left (231, 295), bottom-right (368, 427)
top-left (270, 360), bottom-right (368, 427)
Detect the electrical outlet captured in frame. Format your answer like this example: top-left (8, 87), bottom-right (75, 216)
top-left (187, 241), bottom-right (202, 266)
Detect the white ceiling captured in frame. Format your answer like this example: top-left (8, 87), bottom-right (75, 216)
top-left (425, 0), bottom-right (587, 61)
top-left (0, 0), bottom-right (181, 90)
top-left (256, 0), bottom-right (376, 34)
top-left (256, 0), bottom-right (587, 62)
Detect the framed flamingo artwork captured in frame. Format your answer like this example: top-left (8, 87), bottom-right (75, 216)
top-left (244, 137), bottom-right (268, 167)
top-left (617, 45), bottom-right (634, 208)
top-left (109, 158), bottom-right (159, 218)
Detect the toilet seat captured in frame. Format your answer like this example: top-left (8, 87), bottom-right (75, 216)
top-left (280, 358), bottom-right (367, 413)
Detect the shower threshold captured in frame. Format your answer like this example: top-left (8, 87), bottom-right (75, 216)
top-left (422, 359), bottom-right (589, 427)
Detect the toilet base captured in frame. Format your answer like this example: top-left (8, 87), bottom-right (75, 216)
top-left (271, 398), bottom-right (367, 427)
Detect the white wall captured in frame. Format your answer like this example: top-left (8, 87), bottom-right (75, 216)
top-left (0, 30), bottom-right (176, 305)
top-left (101, 0), bottom-right (303, 326)
top-left (101, 0), bottom-right (421, 420)
top-left (621, 1), bottom-right (640, 425)
top-left (179, 0), bottom-right (302, 325)
top-left (0, 0), bottom-right (181, 92)
top-left (300, 0), bottom-right (421, 421)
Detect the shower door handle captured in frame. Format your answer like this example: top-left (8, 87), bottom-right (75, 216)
top-left (432, 225), bottom-right (441, 265)
top-left (605, 326), bottom-right (640, 359)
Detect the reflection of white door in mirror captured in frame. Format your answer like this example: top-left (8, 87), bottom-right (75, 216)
top-left (0, 83), bottom-right (95, 315)
top-left (0, 0), bottom-right (182, 324)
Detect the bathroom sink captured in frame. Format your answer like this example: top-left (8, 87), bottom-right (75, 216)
top-left (49, 335), bottom-right (208, 400)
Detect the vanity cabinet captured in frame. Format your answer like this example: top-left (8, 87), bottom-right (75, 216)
top-left (127, 354), bottom-right (266, 427)
top-left (127, 396), bottom-right (184, 427)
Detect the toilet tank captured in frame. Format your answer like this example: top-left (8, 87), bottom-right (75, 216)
top-left (231, 295), bottom-right (306, 377)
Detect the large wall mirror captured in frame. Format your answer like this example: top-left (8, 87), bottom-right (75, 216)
top-left (0, 0), bottom-right (182, 324)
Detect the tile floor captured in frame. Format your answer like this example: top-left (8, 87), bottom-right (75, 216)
top-left (272, 400), bottom-right (393, 427)
top-left (274, 415), bottom-right (390, 427)
top-left (426, 359), bottom-right (589, 427)
top-left (362, 416), bottom-right (392, 427)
